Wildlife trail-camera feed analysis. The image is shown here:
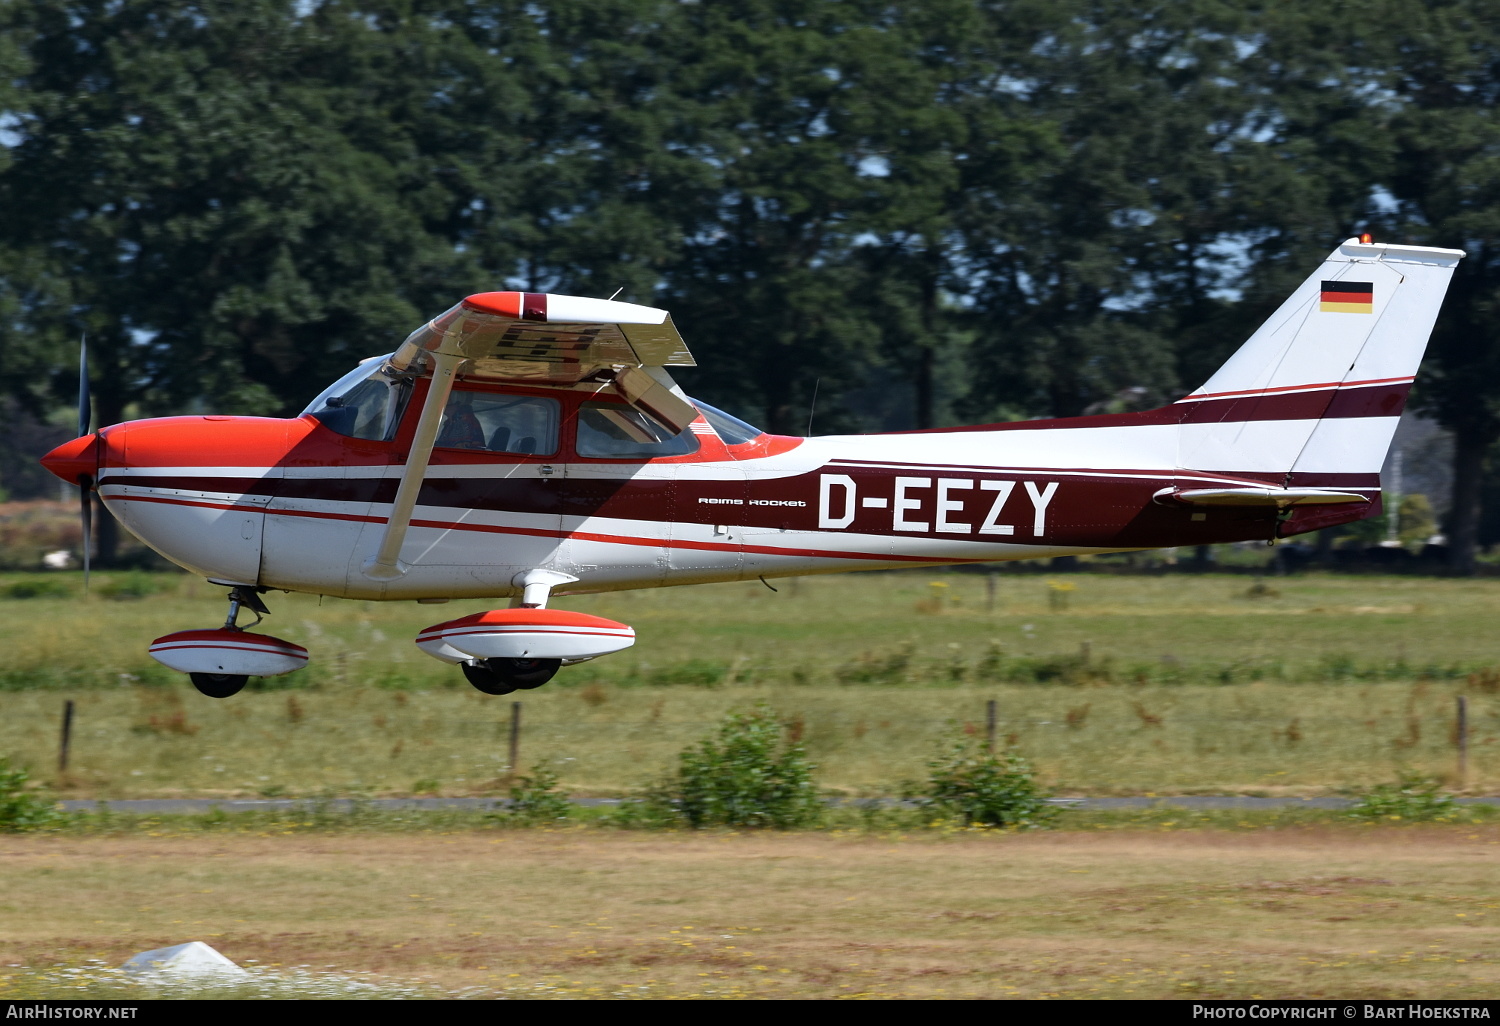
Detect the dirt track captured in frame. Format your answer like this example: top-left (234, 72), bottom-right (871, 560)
top-left (2, 826), bottom-right (1497, 998)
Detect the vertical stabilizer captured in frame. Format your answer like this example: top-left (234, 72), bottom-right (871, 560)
top-left (1176, 238), bottom-right (1463, 484)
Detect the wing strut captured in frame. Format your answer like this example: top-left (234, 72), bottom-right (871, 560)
top-left (362, 349), bottom-right (464, 580)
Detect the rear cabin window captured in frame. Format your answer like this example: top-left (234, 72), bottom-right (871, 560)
top-left (576, 402), bottom-right (700, 459)
top-left (436, 392), bottom-right (560, 456)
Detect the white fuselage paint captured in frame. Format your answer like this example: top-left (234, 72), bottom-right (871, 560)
top-left (101, 419), bottom-right (1207, 601)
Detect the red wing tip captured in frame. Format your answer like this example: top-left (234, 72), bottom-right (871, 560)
top-left (462, 292), bottom-right (548, 321)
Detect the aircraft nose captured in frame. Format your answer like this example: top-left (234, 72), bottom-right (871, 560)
top-left (41, 433), bottom-right (101, 484)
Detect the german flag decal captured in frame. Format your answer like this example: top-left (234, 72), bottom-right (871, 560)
top-left (1320, 280), bottom-right (1374, 313)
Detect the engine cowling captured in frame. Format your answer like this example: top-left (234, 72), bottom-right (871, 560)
top-left (415, 609), bottom-right (635, 665)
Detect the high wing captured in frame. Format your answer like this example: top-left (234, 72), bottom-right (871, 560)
top-left (389, 291), bottom-right (694, 384)
top-left (364, 292), bottom-right (698, 581)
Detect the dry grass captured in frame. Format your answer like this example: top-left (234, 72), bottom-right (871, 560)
top-left (2, 681), bottom-right (1494, 798)
top-left (1, 826), bottom-right (1497, 999)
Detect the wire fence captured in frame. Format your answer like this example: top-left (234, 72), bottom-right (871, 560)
top-left (12, 694), bottom-right (1493, 795)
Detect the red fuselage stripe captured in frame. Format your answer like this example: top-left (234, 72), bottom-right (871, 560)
top-left (150, 644), bottom-right (307, 657)
top-left (420, 629), bottom-right (635, 641)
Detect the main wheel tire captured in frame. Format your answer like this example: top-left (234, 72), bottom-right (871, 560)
top-left (461, 661), bottom-right (517, 695)
top-left (489, 657), bottom-right (561, 690)
top-left (189, 672), bottom-right (248, 698)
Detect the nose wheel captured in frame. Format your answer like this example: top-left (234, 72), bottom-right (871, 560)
top-left (461, 658), bottom-right (561, 695)
top-left (190, 672), bottom-right (249, 698)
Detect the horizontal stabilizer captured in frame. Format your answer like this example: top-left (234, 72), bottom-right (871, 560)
top-left (1159, 487), bottom-right (1372, 508)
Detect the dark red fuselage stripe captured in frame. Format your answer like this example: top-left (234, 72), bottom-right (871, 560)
top-left (898, 381), bottom-right (1409, 434)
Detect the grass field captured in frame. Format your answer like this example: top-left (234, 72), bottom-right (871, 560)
top-left (1, 569), bottom-right (1498, 797)
top-left (7, 568), bottom-right (1500, 689)
top-left (1, 823), bottom-right (1497, 999)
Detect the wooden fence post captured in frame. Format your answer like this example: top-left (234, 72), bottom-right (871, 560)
top-left (986, 573), bottom-right (997, 613)
top-left (985, 699), bottom-right (997, 755)
top-left (1457, 695), bottom-right (1469, 787)
top-left (508, 701), bottom-right (522, 772)
top-left (58, 699), bottom-right (75, 774)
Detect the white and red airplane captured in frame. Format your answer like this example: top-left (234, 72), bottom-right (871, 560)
top-left (41, 237), bottom-right (1463, 698)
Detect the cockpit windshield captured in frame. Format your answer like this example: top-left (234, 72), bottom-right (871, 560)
top-left (302, 357), bottom-right (414, 441)
top-left (691, 399), bottom-right (764, 445)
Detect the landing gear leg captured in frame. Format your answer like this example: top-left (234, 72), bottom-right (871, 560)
top-left (186, 587), bottom-right (271, 699)
top-left (223, 586), bottom-right (270, 630)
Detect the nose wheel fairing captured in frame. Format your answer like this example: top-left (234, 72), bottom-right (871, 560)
top-left (415, 606), bottom-right (634, 694)
top-left (148, 627), bottom-right (308, 677)
top-left (147, 587), bottom-right (309, 697)
top-left (415, 608), bottom-right (635, 664)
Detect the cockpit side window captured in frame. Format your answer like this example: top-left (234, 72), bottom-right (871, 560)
top-left (437, 391), bottom-right (561, 457)
top-left (303, 360), bottom-right (413, 441)
top-left (576, 402), bottom-right (700, 459)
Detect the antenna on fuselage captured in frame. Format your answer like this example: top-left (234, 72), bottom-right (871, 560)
top-left (607, 286), bottom-right (624, 301)
top-left (806, 378), bottom-right (821, 437)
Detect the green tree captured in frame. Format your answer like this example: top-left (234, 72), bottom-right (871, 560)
top-left (0, 0), bottom-right (464, 560)
top-left (0, 0), bottom-right (460, 423)
top-left (640, 0), bottom-right (897, 433)
top-left (1374, 1), bottom-right (1500, 573)
top-left (956, 1), bottom-right (1261, 420)
top-left (1240, 1), bottom-right (1500, 571)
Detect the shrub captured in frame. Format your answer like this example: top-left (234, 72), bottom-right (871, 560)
top-left (1348, 772), bottom-right (1458, 823)
top-left (912, 736), bottom-right (1055, 829)
top-left (2, 579), bottom-right (70, 600)
top-left (501, 762), bottom-right (572, 825)
top-left (647, 706), bottom-right (822, 829)
top-left (647, 659), bottom-right (730, 687)
top-left (96, 571), bottom-right (163, 600)
top-left (835, 643), bottom-right (913, 685)
top-left (0, 758), bottom-right (63, 832)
